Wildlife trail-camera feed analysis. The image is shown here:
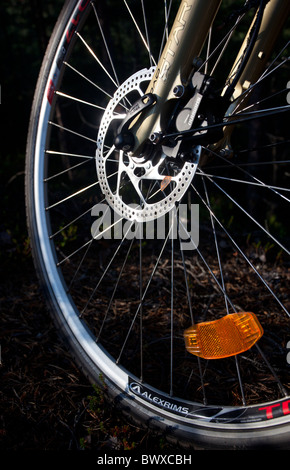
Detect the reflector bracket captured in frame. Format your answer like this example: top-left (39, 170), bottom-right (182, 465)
top-left (184, 312), bottom-right (263, 359)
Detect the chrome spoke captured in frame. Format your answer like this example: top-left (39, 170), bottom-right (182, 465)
top-left (198, 170), bottom-right (290, 202)
top-left (55, 90), bottom-right (106, 110)
top-left (158, 0), bottom-right (173, 61)
top-left (141, 0), bottom-right (153, 67)
top-left (44, 156), bottom-right (92, 182)
top-left (117, 223), bottom-right (173, 364)
top-left (202, 176), bottom-right (246, 405)
top-left (48, 121), bottom-right (97, 144)
top-left (170, 207), bottom-right (175, 397)
top-left (191, 182), bottom-right (290, 318)
top-left (96, 238), bottom-right (135, 342)
top-left (198, 13), bottom-right (246, 75)
top-left (45, 150), bottom-right (95, 160)
top-left (181, 234), bottom-right (237, 313)
top-left (209, 15), bottom-right (244, 76)
top-left (231, 49), bottom-right (290, 108)
top-left (80, 220), bottom-right (134, 318)
top-left (63, 61), bottom-right (114, 101)
top-left (202, 178), bottom-right (229, 314)
top-left (45, 180), bottom-right (99, 211)
top-left (123, 0), bottom-right (156, 66)
top-left (91, 2), bottom-right (120, 87)
top-left (76, 32), bottom-right (119, 88)
top-left (198, 168), bottom-right (290, 256)
top-left (205, 158), bottom-right (290, 170)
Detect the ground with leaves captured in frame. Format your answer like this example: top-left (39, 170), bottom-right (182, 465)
top-left (0, 246), bottom-right (180, 451)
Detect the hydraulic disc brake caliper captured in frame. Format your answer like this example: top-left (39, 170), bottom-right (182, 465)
top-left (163, 71), bottom-right (227, 159)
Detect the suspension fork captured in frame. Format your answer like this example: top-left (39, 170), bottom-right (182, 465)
top-left (130, 0), bottom-right (222, 153)
top-left (219, 0), bottom-right (290, 151)
top-left (224, 0), bottom-right (290, 107)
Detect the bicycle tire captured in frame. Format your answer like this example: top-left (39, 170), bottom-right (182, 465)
top-left (25, 0), bottom-right (290, 449)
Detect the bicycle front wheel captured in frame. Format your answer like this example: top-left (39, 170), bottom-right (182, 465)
top-left (26, 0), bottom-right (290, 449)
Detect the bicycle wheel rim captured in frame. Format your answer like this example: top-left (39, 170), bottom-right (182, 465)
top-left (26, 0), bottom-right (290, 448)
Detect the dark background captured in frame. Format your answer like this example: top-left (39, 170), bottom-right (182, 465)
top-left (1, 0), bottom-right (63, 259)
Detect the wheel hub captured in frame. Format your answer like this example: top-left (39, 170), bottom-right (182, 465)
top-left (96, 68), bottom-right (200, 222)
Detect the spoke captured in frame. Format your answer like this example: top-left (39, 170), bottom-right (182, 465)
top-left (50, 206), bottom-right (92, 239)
top-left (48, 121), bottom-right (97, 144)
top-left (56, 208), bottom-right (125, 267)
top-left (232, 105), bottom-right (290, 119)
top-left (204, 172), bottom-right (290, 194)
top-left (238, 144), bottom-right (290, 157)
top-left (64, 197), bottom-right (120, 292)
top-left (164, 0), bottom-right (170, 41)
top-left (198, 168), bottom-right (290, 256)
top-left (80, 219), bottom-right (134, 316)
top-left (197, 13), bottom-right (245, 75)
top-left (96, 238), bottom-right (135, 341)
top-left (67, 238), bottom-right (94, 292)
top-left (204, 26), bottom-right (212, 75)
top-left (76, 32), bottom-right (118, 88)
top-left (55, 90), bottom-right (106, 110)
top-left (202, 178), bottom-right (229, 314)
top-left (44, 157), bottom-right (92, 182)
top-left (209, 15), bottom-right (244, 77)
top-left (233, 88), bottom-right (288, 116)
top-left (117, 220), bottom-right (174, 364)
top-left (206, 158), bottom-right (290, 170)
top-left (91, 211), bottom-right (125, 242)
top-left (170, 207), bottom-right (175, 396)
top-left (158, 0), bottom-right (173, 61)
top-left (141, 0), bottom-right (153, 67)
top-left (178, 234), bottom-right (194, 324)
top-left (46, 150), bottom-right (94, 160)
top-left (179, 219), bottom-right (237, 313)
top-left (123, 0), bottom-right (156, 66)
top-left (63, 61), bottom-right (114, 101)
top-left (57, 238), bottom-right (92, 266)
top-left (178, 222), bottom-right (208, 405)
top-left (63, 192), bottom-right (121, 292)
top-left (259, 41), bottom-right (290, 83)
top-left (197, 170), bottom-right (290, 202)
top-left (49, 186), bottom-right (117, 239)
top-left (202, 177), bottom-right (246, 405)
top-left (191, 182), bottom-right (290, 318)
top-left (231, 48), bottom-right (290, 109)
top-left (255, 344), bottom-right (288, 397)
top-left (139, 233), bottom-right (143, 381)
top-left (234, 356), bottom-right (246, 406)
top-left (91, 2), bottom-right (120, 87)
top-left (46, 181), bottom-right (99, 211)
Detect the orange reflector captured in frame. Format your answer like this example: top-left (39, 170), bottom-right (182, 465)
top-left (184, 312), bottom-right (263, 359)
top-left (160, 175), bottom-right (172, 191)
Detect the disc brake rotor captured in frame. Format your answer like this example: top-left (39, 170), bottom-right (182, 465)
top-left (96, 67), bottom-right (200, 222)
